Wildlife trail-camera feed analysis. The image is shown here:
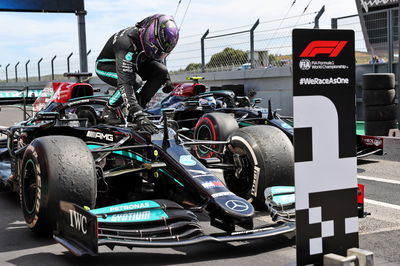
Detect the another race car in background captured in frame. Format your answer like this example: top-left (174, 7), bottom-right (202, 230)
top-left (147, 77), bottom-right (383, 160)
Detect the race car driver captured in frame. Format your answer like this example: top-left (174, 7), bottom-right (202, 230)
top-left (96, 14), bottom-right (179, 133)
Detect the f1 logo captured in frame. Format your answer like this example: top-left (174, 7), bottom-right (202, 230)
top-left (300, 41), bottom-right (348, 58)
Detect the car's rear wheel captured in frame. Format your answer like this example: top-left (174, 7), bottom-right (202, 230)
top-left (194, 112), bottom-right (238, 158)
top-left (223, 125), bottom-right (294, 206)
top-left (20, 136), bottom-right (97, 236)
top-left (76, 106), bottom-right (98, 127)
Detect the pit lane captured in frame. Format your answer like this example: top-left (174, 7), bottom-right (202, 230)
top-left (0, 107), bottom-right (399, 265)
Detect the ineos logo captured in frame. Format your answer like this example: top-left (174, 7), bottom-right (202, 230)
top-left (225, 200), bottom-right (249, 212)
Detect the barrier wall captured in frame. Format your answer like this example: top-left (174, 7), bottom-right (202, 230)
top-left (1, 64), bottom-right (399, 119)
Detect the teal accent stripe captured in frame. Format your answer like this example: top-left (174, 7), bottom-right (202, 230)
top-left (239, 122), bottom-right (253, 127)
top-left (109, 90), bottom-right (121, 105)
top-left (98, 59), bottom-right (116, 63)
top-left (96, 60), bottom-right (118, 79)
top-left (87, 145), bottom-right (184, 187)
top-left (87, 144), bottom-right (150, 162)
top-left (159, 169), bottom-right (184, 187)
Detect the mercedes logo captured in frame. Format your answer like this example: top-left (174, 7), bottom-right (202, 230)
top-left (225, 200), bottom-right (249, 212)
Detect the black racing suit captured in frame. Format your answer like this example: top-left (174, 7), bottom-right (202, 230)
top-left (96, 26), bottom-right (170, 114)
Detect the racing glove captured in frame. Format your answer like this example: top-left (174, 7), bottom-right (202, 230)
top-left (131, 111), bottom-right (158, 135)
top-left (119, 85), bottom-right (143, 114)
top-left (162, 80), bottom-right (175, 93)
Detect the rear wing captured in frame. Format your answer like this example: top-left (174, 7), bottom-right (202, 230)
top-left (0, 87), bottom-right (42, 105)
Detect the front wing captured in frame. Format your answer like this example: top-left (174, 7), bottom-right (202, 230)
top-left (54, 200), bottom-right (295, 256)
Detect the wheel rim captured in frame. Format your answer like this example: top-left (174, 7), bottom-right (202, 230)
top-left (225, 144), bottom-right (254, 199)
top-left (196, 124), bottom-right (214, 157)
top-left (23, 159), bottom-right (38, 215)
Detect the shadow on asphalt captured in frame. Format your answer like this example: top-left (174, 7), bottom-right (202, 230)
top-left (0, 191), bottom-right (55, 253)
top-left (357, 159), bottom-right (380, 166)
top-left (6, 236), bottom-right (295, 266)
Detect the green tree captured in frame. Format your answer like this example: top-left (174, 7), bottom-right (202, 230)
top-left (184, 63), bottom-right (202, 71)
top-left (207, 47), bottom-right (248, 68)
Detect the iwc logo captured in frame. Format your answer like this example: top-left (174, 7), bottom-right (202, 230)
top-left (299, 59), bottom-right (312, 70)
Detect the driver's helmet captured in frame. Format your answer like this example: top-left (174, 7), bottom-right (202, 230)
top-left (137, 14), bottom-right (179, 60)
top-left (199, 96), bottom-right (216, 108)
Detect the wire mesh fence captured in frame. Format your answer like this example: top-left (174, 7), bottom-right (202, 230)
top-left (0, 8), bottom-right (323, 82)
top-left (334, 7), bottom-right (399, 66)
top-left (168, 11), bottom-right (319, 73)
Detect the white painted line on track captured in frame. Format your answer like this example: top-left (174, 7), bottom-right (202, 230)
top-left (358, 175), bottom-right (400, 185)
top-left (365, 199), bottom-right (400, 211)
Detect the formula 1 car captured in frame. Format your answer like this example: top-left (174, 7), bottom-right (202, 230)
top-left (146, 77), bottom-right (382, 159)
top-left (0, 73), bottom-right (295, 256)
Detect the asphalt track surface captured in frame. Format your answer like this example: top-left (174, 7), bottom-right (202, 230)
top-left (0, 106), bottom-right (399, 265)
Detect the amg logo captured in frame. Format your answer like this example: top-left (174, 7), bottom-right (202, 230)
top-left (69, 210), bottom-right (88, 235)
top-left (300, 41), bottom-right (348, 58)
top-left (86, 131), bottom-right (114, 141)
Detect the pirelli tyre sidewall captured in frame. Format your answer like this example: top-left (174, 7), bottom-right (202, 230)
top-left (363, 89), bottom-right (396, 106)
top-left (194, 112), bottom-right (238, 158)
top-left (223, 125), bottom-right (294, 206)
top-left (363, 73), bottom-right (395, 90)
top-left (20, 136), bottom-right (97, 235)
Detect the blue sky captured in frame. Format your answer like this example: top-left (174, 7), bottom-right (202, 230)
top-left (0, 0), bottom-right (358, 75)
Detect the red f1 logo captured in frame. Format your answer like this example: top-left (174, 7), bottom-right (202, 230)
top-left (300, 41), bottom-right (348, 57)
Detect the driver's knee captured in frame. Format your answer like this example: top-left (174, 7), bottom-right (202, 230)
top-left (149, 61), bottom-right (169, 81)
top-left (131, 74), bottom-right (143, 90)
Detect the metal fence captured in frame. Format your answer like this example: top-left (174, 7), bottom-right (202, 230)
top-left (332, 7), bottom-right (399, 70)
top-left (0, 7), bottom-right (324, 82)
top-left (168, 9), bottom-right (324, 73)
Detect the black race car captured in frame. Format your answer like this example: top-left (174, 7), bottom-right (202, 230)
top-left (0, 74), bottom-right (295, 256)
top-left (146, 77), bottom-right (382, 159)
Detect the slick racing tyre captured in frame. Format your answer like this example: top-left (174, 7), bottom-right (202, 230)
top-left (364, 104), bottom-right (397, 121)
top-left (363, 73), bottom-right (395, 90)
top-left (364, 119), bottom-right (397, 136)
top-left (363, 89), bottom-right (396, 106)
top-left (194, 112), bottom-right (238, 158)
top-left (20, 136), bottom-right (97, 236)
top-left (223, 125), bottom-right (294, 206)
top-left (76, 106), bottom-right (98, 127)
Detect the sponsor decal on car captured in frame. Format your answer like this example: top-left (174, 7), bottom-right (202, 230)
top-left (225, 199), bottom-right (249, 212)
top-left (69, 209), bottom-right (88, 235)
top-left (86, 131), bottom-right (114, 142)
top-left (201, 181), bottom-right (224, 189)
top-left (98, 209), bottom-right (168, 223)
top-left (179, 155), bottom-right (197, 166)
top-left (211, 191), bottom-right (235, 198)
top-left (361, 136), bottom-right (383, 147)
top-left (90, 200), bottom-right (160, 215)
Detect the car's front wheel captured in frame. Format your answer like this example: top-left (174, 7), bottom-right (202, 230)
top-left (223, 125), bottom-right (294, 206)
top-left (20, 136), bottom-right (97, 236)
